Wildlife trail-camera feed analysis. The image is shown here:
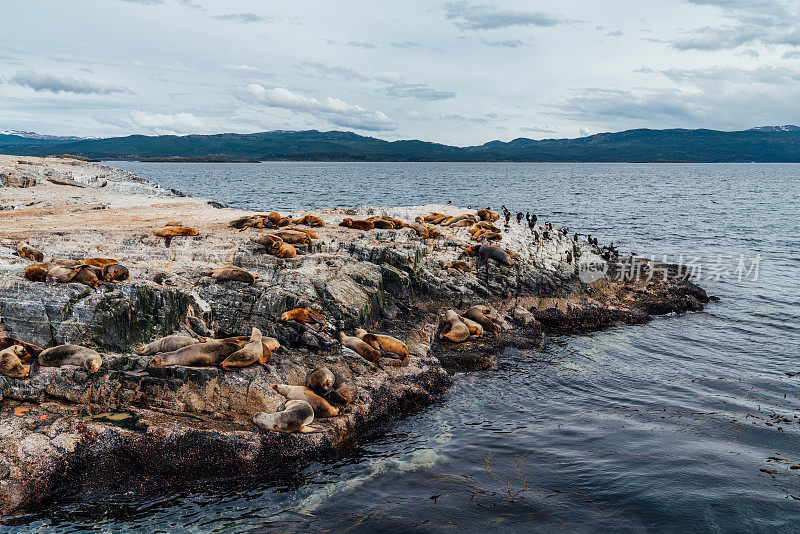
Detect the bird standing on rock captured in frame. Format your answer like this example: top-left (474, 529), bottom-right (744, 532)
top-left (516, 212), bottom-right (523, 224)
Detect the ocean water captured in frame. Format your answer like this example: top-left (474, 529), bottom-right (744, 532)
top-left (7, 162), bottom-right (800, 533)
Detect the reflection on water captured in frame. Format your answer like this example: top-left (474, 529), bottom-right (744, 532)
top-left (6, 162), bottom-right (800, 532)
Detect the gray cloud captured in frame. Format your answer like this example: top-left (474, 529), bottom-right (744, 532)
top-left (118, 0), bottom-right (164, 4)
top-left (520, 126), bottom-right (557, 133)
top-left (390, 41), bottom-right (422, 49)
top-left (658, 65), bottom-right (800, 86)
top-left (296, 62), bottom-right (370, 82)
top-left (346, 40), bottom-right (377, 49)
top-left (784, 50), bottom-right (800, 59)
top-left (606, 30), bottom-right (623, 37)
top-left (384, 84), bottom-right (456, 100)
top-left (479, 38), bottom-right (526, 47)
top-left (212, 12), bottom-right (265, 23)
top-left (553, 88), bottom-right (707, 123)
top-left (9, 71), bottom-right (133, 95)
top-left (238, 84), bottom-right (397, 131)
top-left (443, 1), bottom-right (568, 30)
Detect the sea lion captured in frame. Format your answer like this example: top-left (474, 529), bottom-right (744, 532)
top-left (155, 225), bottom-right (199, 247)
top-left (209, 266), bottom-right (258, 285)
top-left (70, 264), bottom-right (103, 288)
top-left (138, 334), bottom-right (199, 356)
top-left (339, 218), bottom-right (374, 231)
top-left (442, 214), bottom-right (476, 227)
top-left (16, 242), bottom-right (43, 262)
top-left (38, 344), bottom-right (103, 373)
top-left (281, 308), bottom-right (325, 326)
top-left (0, 345), bottom-right (29, 379)
top-left (148, 341), bottom-right (240, 367)
top-left (295, 214), bottom-right (326, 227)
top-left (443, 260), bottom-right (472, 273)
top-left (459, 316), bottom-right (484, 337)
top-left (0, 336), bottom-right (42, 363)
top-left (230, 215), bottom-right (257, 229)
top-left (273, 229), bottom-right (312, 244)
top-left (23, 263), bottom-right (48, 282)
top-left (367, 217), bottom-right (396, 229)
top-left (423, 212), bottom-right (446, 223)
top-left (285, 227), bottom-right (319, 240)
top-left (253, 232), bottom-right (298, 258)
top-left (439, 310), bottom-right (470, 343)
top-left (337, 331), bottom-right (381, 362)
top-left (477, 208), bottom-right (500, 222)
top-left (354, 328), bottom-right (410, 364)
top-left (477, 244), bottom-right (514, 266)
top-left (273, 384), bottom-right (340, 417)
top-left (475, 231), bottom-right (502, 242)
top-left (333, 383), bottom-right (359, 405)
top-left (306, 366), bottom-right (335, 395)
top-left (82, 258), bottom-right (118, 268)
top-left (102, 263), bottom-right (129, 282)
top-left (459, 245), bottom-right (481, 258)
top-left (449, 219), bottom-right (474, 228)
top-left (253, 400), bottom-right (320, 433)
top-left (221, 327), bottom-right (266, 369)
top-left (217, 334), bottom-right (277, 364)
top-left (462, 306), bottom-right (498, 335)
top-left (267, 212), bottom-right (282, 225)
top-left (427, 226), bottom-right (442, 238)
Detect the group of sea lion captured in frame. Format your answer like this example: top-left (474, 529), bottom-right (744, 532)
top-left (230, 212), bottom-right (325, 231)
top-left (439, 306), bottom-right (499, 343)
top-left (18, 242), bottom-right (131, 289)
top-left (252, 365), bottom-right (358, 433)
top-left (0, 334), bottom-right (104, 379)
top-left (338, 215), bottom-right (441, 239)
top-left (144, 329), bottom-right (279, 370)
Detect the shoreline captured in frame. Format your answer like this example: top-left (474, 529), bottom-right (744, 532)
top-left (0, 155), bottom-right (711, 516)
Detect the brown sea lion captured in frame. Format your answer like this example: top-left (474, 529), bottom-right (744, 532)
top-left (463, 305), bottom-right (498, 335)
top-left (0, 336), bottom-right (42, 363)
top-left (408, 222), bottom-right (430, 238)
top-left (459, 316), bottom-right (484, 337)
top-left (442, 214), bottom-right (476, 227)
top-left (281, 308), bottom-right (325, 326)
top-left (221, 327), bottom-right (265, 369)
top-left (138, 334), bottom-right (200, 356)
top-left (39, 344), bottom-right (102, 373)
top-left (148, 341), bottom-right (240, 367)
top-left (354, 328), bottom-right (410, 364)
top-left (16, 242), bottom-right (43, 262)
top-left (0, 345), bottom-right (29, 379)
top-left (217, 334), bottom-right (277, 364)
top-left (333, 383), bottom-right (359, 405)
top-left (339, 218), bottom-right (374, 231)
top-left (459, 245), bottom-right (481, 258)
top-left (267, 212), bottom-right (282, 225)
top-left (439, 310), bottom-right (470, 343)
top-left (155, 225), bottom-right (199, 247)
top-left (306, 366), bottom-right (335, 395)
top-left (285, 227), bottom-right (319, 240)
top-left (82, 258), bottom-right (119, 268)
top-left (477, 208), bottom-right (500, 222)
top-left (23, 264), bottom-right (48, 282)
top-left (209, 266), bottom-right (258, 285)
top-left (477, 244), bottom-right (514, 266)
top-left (427, 225), bottom-right (442, 238)
top-left (443, 260), bottom-right (472, 273)
top-left (337, 331), bottom-right (381, 362)
top-left (253, 399), bottom-right (320, 433)
top-left (471, 221), bottom-right (501, 233)
top-left (423, 212), bottom-right (445, 222)
top-left (102, 263), bottom-right (129, 282)
top-left (272, 229), bottom-right (312, 245)
top-left (230, 215), bottom-right (257, 229)
top-left (366, 217), bottom-right (396, 229)
top-left (70, 264), bottom-right (103, 288)
top-left (273, 384), bottom-right (340, 417)
top-left (449, 218), bottom-right (474, 228)
top-left (475, 231), bottom-right (502, 242)
top-left (295, 214), bottom-right (326, 227)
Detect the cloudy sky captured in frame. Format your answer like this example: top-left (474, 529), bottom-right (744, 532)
top-left (1, 0), bottom-right (799, 144)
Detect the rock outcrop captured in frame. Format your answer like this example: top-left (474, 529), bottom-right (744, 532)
top-left (0, 156), bottom-right (710, 515)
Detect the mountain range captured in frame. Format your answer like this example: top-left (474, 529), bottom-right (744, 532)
top-left (2, 126), bottom-right (800, 163)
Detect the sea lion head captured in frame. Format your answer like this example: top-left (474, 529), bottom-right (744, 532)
top-left (84, 352), bottom-right (103, 373)
top-left (307, 366), bottom-right (335, 394)
top-left (102, 263), bottom-right (129, 282)
top-left (0, 346), bottom-right (29, 379)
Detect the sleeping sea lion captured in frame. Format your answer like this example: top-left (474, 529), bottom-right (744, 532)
top-left (273, 229), bottom-right (312, 245)
top-left (459, 316), bottom-right (484, 337)
top-left (0, 345), bottom-right (29, 379)
top-left (102, 263), bottom-right (129, 282)
top-left (82, 258), bottom-right (119, 268)
top-left (38, 344), bottom-right (102, 373)
top-left (367, 218), bottom-right (395, 229)
top-left (443, 260), bottom-right (472, 273)
top-left (337, 331), bottom-right (381, 362)
top-left (23, 264), bottom-right (48, 282)
top-left (339, 218), bottom-right (374, 231)
top-left (439, 310), bottom-right (470, 343)
top-left (477, 244), bottom-right (514, 266)
top-left (459, 245), bottom-right (480, 258)
top-left (70, 264), bottom-right (103, 288)
top-left (148, 341), bottom-right (240, 367)
top-left (285, 227), bottom-right (319, 240)
top-left (295, 214), bottom-right (326, 227)
top-left (155, 225), bottom-right (199, 247)
top-left (281, 308), bottom-right (325, 326)
top-left (463, 306), bottom-right (498, 335)
top-left (423, 212), bottom-right (446, 223)
top-left (477, 209), bottom-right (500, 222)
top-left (408, 222), bottom-right (430, 238)
top-left (475, 231), bottom-right (502, 242)
top-left (138, 334), bottom-right (200, 356)
top-left (273, 384), bottom-right (340, 417)
top-left (220, 327), bottom-right (266, 369)
top-left (354, 328), bottom-right (410, 364)
top-left (16, 242), bottom-right (44, 262)
top-left (333, 383), bottom-right (359, 405)
top-left (252, 400), bottom-right (320, 433)
top-left (209, 266), bottom-right (258, 285)
top-left (0, 336), bottom-right (42, 363)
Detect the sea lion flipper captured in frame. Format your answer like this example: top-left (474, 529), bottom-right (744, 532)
top-left (299, 425), bottom-right (321, 434)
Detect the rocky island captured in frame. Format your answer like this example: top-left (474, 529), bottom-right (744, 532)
top-left (0, 156), bottom-right (710, 516)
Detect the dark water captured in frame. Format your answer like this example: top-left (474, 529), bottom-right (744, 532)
top-left (8, 162), bottom-right (800, 533)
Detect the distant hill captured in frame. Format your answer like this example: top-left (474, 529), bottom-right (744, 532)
top-left (2, 126), bottom-right (800, 162)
